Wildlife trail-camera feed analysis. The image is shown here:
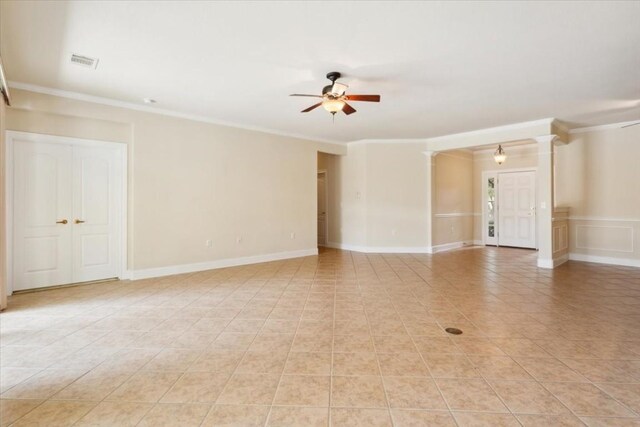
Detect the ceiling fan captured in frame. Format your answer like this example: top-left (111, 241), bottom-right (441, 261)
top-left (290, 71), bottom-right (380, 117)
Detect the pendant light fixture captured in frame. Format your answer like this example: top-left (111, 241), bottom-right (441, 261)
top-left (494, 144), bottom-right (507, 164)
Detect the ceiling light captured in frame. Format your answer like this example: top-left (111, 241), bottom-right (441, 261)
top-left (494, 145), bottom-right (507, 164)
top-left (322, 99), bottom-right (345, 114)
top-left (143, 98), bottom-right (157, 104)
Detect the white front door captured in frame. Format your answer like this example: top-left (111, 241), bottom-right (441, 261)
top-left (317, 172), bottom-right (327, 246)
top-left (12, 136), bottom-right (123, 291)
top-left (498, 171), bottom-right (536, 248)
top-left (13, 140), bottom-right (73, 289)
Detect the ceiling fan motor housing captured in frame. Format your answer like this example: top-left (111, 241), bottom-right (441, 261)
top-left (326, 71), bottom-right (341, 82)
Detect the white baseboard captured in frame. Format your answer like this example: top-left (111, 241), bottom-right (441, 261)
top-left (537, 258), bottom-right (554, 269)
top-left (326, 240), bottom-right (476, 255)
top-left (554, 253), bottom-right (570, 267)
top-left (473, 240), bottom-right (484, 246)
top-left (326, 242), bottom-right (432, 254)
top-left (431, 241), bottom-right (475, 253)
top-left (129, 248), bottom-right (319, 280)
top-left (569, 253), bottom-right (640, 268)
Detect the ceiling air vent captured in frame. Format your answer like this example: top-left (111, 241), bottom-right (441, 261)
top-left (70, 53), bottom-right (99, 69)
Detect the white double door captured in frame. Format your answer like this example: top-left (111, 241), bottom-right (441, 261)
top-left (497, 171), bottom-right (536, 249)
top-left (12, 136), bottom-right (123, 291)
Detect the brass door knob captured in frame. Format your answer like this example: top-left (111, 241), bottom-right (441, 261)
top-left (56, 219), bottom-right (68, 224)
top-left (74, 219), bottom-right (86, 224)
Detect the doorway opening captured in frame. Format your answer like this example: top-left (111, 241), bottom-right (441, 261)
top-left (317, 170), bottom-right (328, 247)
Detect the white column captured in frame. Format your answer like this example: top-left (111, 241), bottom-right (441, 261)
top-left (424, 151), bottom-right (437, 252)
top-left (534, 135), bottom-right (556, 268)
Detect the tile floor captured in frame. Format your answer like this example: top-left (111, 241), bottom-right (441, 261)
top-left (1, 247), bottom-right (640, 426)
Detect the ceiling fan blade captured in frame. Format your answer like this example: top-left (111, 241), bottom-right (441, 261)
top-left (346, 95), bottom-right (381, 102)
top-left (621, 121), bottom-right (640, 128)
top-left (331, 82), bottom-right (348, 96)
top-left (301, 102), bottom-right (322, 113)
top-left (290, 94), bottom-right (322, 98)
top-left (342, 103), bottom-right (356, 115)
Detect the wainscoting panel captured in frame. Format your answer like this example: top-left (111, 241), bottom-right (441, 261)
top-left (569, 217), bottom-right (639, 268)
top-left (575, 225), bottom-right (634, 253)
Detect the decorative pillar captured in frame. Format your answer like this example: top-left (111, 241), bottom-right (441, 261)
top-left (534, 135), bottom-right (556, 268)
top-left (424, 151), bottom-right (437, 252)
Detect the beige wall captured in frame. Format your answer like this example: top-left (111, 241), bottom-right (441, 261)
top-left (472, 144), bottom-right (538, 242)
top-left (365, 143), bottom-right (430, 248)
top-left (333, 143), bottom-right (368, 247)
top-left (556, 126), bottom-right (640, 265)
top-left (432, 150), bottom-right (474, 246)
top-left (327, 142), bottom-right (431, 250)
top-left (0, 98), bottom-right (6, 309)
top-left (5, 89), bottom-right (346, 281)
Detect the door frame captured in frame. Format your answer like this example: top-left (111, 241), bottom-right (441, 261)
top-left (317, 169), bottom-right (328, 247)
top-left (481, 167), bottom-right (537, 248)
top-left (5, 131), bottom-right (128, 295)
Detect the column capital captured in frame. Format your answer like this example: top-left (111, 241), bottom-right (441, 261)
top-left (533, 134), bottom-right (558, 145)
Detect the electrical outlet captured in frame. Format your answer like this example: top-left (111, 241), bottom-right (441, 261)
top-left (391, 229), bottom-right (397, 236)
top-left (236, 236), bottom-right (242, 244)
top-left (290, 232), bottom-right (296, 239)
top-left (205, 239), bottom-right (212, 248)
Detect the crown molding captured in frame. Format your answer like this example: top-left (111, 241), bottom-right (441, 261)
top-left (421, 118), bottom-right (555, 144)
top-left (472, 141), bottom-right (537, 155)
top-left (348, 118), bottom-right (557, 146)
top-left (551, 118), bottom-right (570, 133)
top-left (568, 120), bottom-right (640, 134)
top-left (8, 81), bottom-right (345, 146)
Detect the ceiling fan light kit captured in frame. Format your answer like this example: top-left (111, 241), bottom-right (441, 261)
top-left (290, 71), bottom-right (381, 118)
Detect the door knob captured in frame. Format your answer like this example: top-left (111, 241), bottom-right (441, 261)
top-left (74, 219), bottom-right (86, 224)
top-left (56, 219), bottom-right (68, 224)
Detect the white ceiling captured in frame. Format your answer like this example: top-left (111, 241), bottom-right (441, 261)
top-left (1, 1), bottom-right (639, 143)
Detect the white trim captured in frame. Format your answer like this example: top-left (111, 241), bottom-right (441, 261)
top-left (569, 216), bottom-right (640, 222)
top-left (8, 81), bottom-right (344, 146)
top-left (569, 253), bottom-right (640, 268)
top-left (431, 241), bottom-right (475, 253)
top-left (349, 118), bottom-right (556, 145)
top-left (5, 131), bottom-right (128, 295)
top-left (130, 248), bottom-right (319, 280)
top-left (472, 142), bottom-right (538, 155)
top-left (326, 242), bottom-right (433, 254)
top-left (553, 253), bottom-right (570, 267)
top-left (537, 258), bottom-right (554, 269)
top-left (432, 151), bottom-right (474, 161)
top-left (569, 120), bottom-right (640, 135)
top-left (473, 240), bottom-right (484, 246)
top-left (551, 119), bottom-right (570, 134)
top-left (423, 118), bottom-right (555, 144)
top-left (434, 213), bottom-right (479, 218)
top-left (325, 241), bottom-right (475, 254)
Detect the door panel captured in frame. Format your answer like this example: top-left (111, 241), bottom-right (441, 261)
top-left (12, 136), bottom-right (123, 292)
top-left (72, 146), bottom-right (122, 283)
top-left (498, 171), bottom-right (536, 248)
top-left (13, 140), bottom-right (73, 290)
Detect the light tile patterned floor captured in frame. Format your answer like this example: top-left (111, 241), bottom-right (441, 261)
top-left (1, 247), bottom-right (640, 426)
